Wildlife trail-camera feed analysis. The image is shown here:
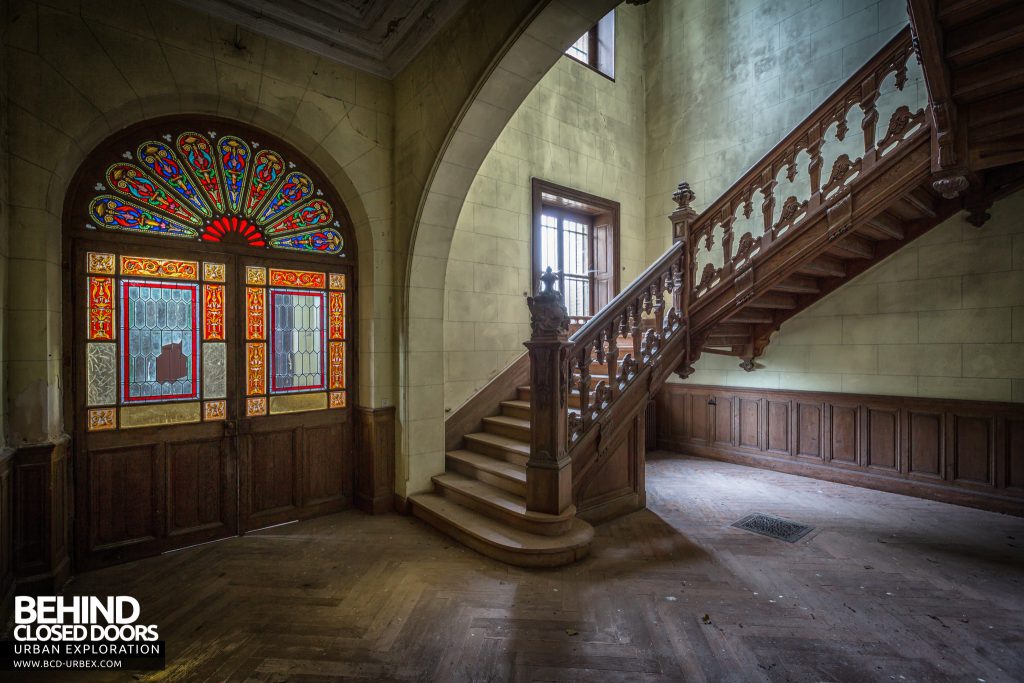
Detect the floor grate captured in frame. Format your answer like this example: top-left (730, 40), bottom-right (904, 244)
top-left (732, 513), bottom-right (813, 542)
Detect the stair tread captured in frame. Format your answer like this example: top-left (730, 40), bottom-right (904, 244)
top-left (446, 450), bottom-right (526, 482)
top-left (433, 472), bottom-right (575, 522)
top-left (411, 493), bottom-right (593, 553)
top-left (500, 400), bottom-right (531, 410)
top-left (464, 431), bottom-right (530, 455)
top-left (483, 415), bottom-right (531, 429)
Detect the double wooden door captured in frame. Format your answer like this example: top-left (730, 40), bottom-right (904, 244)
top-left (72, 239), bottom-right (354, 571)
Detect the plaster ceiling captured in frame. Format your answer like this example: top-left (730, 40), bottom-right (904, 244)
top-left (174, 0), bottom-right (470, 78)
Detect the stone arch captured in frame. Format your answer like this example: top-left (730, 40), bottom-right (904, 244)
top-left (6, 3), bottom-right (389, 444)
top-left (398, 0), bottom-right (620, 496)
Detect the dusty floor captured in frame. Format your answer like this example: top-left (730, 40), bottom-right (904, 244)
top-left (11, 453), bottom-right (1024, 682)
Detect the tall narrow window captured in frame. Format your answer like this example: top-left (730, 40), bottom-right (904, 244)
top-left (564, 10), bottom-right (615, 80)
top-left (533, 180), bottom-right (620, 320)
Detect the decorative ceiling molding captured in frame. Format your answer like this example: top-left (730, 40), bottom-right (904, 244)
top-left (172, 0), bottom-right (469, 79)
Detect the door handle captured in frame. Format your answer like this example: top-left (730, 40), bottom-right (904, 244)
top-left (223, 419), bottom-right (238, 436)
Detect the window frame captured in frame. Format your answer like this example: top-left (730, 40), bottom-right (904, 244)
top-left (563, 10), bottom-right (615, 81)
top-left (531, 178), bottom-right (621, 319)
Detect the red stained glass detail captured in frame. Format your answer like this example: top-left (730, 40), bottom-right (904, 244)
top-left (88, 277), bottom-right (115, 340)
top-left (246, 287), bottom-right (265, 340)
top-left (329, 291), bottom-right (345, 340)
top-left (268, 268), bottom-right (326, 288)
top-left (204, 284), bottom-right (225, 340)
top-left (329, 342), bottom-right (345, 390)
top-left (202, 216), bottom-right (266, 246)
top-left (246, 343), bottom-right (266, 395)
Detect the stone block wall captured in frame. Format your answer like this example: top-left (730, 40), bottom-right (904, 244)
top-left (442, 4), bottom-right (646, 412)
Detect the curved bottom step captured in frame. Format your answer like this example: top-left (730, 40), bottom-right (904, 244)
top-left (410, 493), bottom-right (593, 568)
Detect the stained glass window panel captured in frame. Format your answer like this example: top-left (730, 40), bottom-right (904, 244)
top-left (203, 342), bottom-right (227, 399)
top-left (270, 289), bottom-right (326, 394)
top-left (86, 343), bottom-right (117, 406)
top-left (120, 279), bottom-right (200, 403)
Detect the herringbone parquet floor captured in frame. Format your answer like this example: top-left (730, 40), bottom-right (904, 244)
top-left (10, 453), bottom-right (1024, 682)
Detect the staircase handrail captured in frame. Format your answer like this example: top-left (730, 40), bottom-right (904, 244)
top-left (685, 28), bottom-right (924, 315)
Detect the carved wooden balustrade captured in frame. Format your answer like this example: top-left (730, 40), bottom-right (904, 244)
top-left (523, 28), bottom-right (945, 518)
top-left (525, 243), bottom-right (688, 513)
top-left (685, 28), bottom-right (928, 345)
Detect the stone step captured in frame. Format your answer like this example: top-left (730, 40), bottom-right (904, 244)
top-left (499, 399), bottom-right (531, 421)
top-left (482, 415), bottom-right (531, 441)
top-left (445, 449), bottom-right (526, 497)
top-left (410, 493), bottom-right (592, 568)
top-left (463, 432), bottom-right (530, 466)
top-left (431, 472), bottom-right (575, 537)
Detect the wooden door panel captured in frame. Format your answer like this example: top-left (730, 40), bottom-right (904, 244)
top-left (245, 428), bottom-right (299, 525)
top-left (303, 422), bottom-right (350, 508)
top-left (166, 437), bottom-right (236, 541)
top-left (87, 444), bottom-right (161, 560)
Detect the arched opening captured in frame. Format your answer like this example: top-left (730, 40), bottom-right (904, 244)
top-left (64, 115), bottom-right (359, 570)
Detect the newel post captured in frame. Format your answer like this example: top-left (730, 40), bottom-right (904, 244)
top-left (670, 182), bottom-right (697, 375)
top-left (524, 268), bottom-right (573, 515)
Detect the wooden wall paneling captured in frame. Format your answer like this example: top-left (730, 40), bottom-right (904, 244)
top-left (13, 439), bottom-right (72, 587)
top-left (766, 399), bottom-right (791, 455)
top-left (828, 403), bottom-right (860, 466)
top-left (865, 406), bottom-right (900, 471)
top-left (738, 397), bottom-right (760, 450)
top-left (575, 415), bottom-right (644, 524)
top-left (1007, 417), bottom-right (1024, 490)
top-left (795, 401), bottom-right (823, 460)
top-left (714, 395), bottom-right (734, 447)
top-left (906, 411), bottom-right (944, 480)
top-left (355, 406), bottom-right (395, 514)
top-left (655, 384), bottom-right (1024, 516)
top-left (950, 414), bottom-right (996, 487)
top-left (0, 451), bottom-right (13, 608)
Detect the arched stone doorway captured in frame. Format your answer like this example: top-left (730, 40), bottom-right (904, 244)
top-left (64, 116), bottom-right (359, 570)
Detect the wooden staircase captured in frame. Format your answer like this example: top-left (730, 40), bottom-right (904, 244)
top-left (411, 382), bottom-right (594, 568)
top-left (413, 23), bottom-right (1024, 567)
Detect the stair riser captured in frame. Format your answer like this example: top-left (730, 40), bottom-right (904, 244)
top-left (446, 456), bottom-right (526, 497)
top-left (517, 387), bottom-right (531, 401)
top-left (411, 503), bottom-right (589, 568)
top-left (433, 481), bottom-right (573, 537)
top-left (464, 437), bottom-right (529, 467)
top-left (484, 420), bottom-right (531, 441)
top-left (501, 403), bottom-right (531, 420)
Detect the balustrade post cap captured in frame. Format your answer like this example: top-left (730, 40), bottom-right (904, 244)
top-left (527, 267), bottom-right (569, 340)
top-left (672, 181), bottom-right (696, 209)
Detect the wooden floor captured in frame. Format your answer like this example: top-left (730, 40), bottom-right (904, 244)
top-left (12, 453), bottom-right (1024, 682)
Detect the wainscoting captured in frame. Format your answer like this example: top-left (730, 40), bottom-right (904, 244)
top-left (656, 383), bottom-right (1024, 515)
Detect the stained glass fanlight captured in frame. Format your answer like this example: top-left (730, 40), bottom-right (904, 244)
top-left (89, 129), bottom-right (345, 256)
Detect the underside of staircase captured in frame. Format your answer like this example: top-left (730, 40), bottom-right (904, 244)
top-left (411, 15), bottom-right (1024, 568)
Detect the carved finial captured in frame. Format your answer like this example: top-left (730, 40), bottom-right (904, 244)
top-left (527, 268), bottom-right (569, 340)
top-left (673, 181), bottom-right (696, 210)
top-left (932, 174), bottom-right (969, 200)
top-left (539, 267), bottom-right (559, 293)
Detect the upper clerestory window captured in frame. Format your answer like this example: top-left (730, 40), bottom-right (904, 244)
top-left (564, 10), bottom-right (615, 80)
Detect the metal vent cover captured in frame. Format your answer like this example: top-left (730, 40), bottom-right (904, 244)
top-left (732, 513), bottom-right (813, 543)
